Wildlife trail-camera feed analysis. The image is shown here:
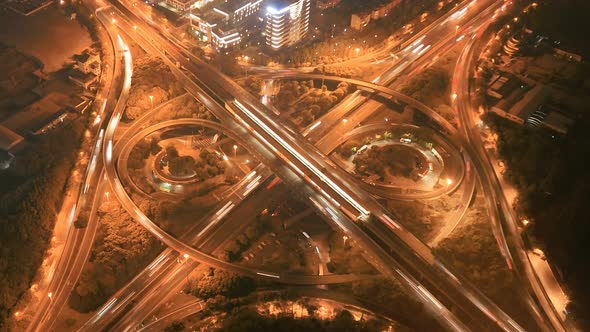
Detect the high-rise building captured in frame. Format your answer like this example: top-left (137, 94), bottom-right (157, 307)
top-left (265, 0), bottom-right (311, 49)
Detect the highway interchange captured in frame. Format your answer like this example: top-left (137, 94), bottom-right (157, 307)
top-left (23, 0), bottom-right (569, 331)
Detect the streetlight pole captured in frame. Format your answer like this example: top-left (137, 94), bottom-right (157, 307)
top-left (233, 145), bottom-right (238, 157)
top-left (243, 56), bottom-right (250, 78)
top-left (149, 95), bottom-right (154, 109)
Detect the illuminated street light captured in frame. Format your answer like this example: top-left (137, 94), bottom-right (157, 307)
top-left (523, 219), bottom-right (530, 226)
top-left (343, 235), bottom-right (348, 246)
top-left (451, 92), bottom-right (458, 101)
top-left (342, 118), bottom-right (348, 123)
top-left (233, 144), bottom-right (238, 157)
top-left (111, 18), bottom-right (117, 24)
top-left (14, 311), bottom-right (20, 318)
top-left (244, 55), bottom-right (249, 62)
top-left (105, 191), bottom-right (110, 200)
top-left (183, 253), bottom-right (189, 259)
top-left (149, 95), bottom-right (154, 108)
top-left (355, 47), bottom-right (361, 56)
top-left (133, 25), bottom-right (138, 31)
top-left (446, 178), bottom-right (453, 186)
top-left (48, 292), bottom-right (53, 300)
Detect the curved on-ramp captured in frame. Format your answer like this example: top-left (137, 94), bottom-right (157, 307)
top-left (109, 118), bottom-right (376, 285)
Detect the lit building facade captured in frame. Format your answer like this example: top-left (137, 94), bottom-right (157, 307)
top-left (265, 0), bottom-right (310, 49)
top-left (190, 0), bottom-right (263, 50)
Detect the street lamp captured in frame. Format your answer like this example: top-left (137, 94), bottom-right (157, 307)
top-left (355, 47), bottom-right (361, 56)
top-left (446, 178), bottom-right (453, 186)
top-left (105, 191), bottom-right (110, 201)
top-left (48, 292), bottom-right (53, 300)
top-left (233, 144), bottom-right (238, 157)
top-left (343, 235), bottom-right (348, 246)
top-left (149, 95), bottom-right (154, 108)
top-left (183, 253), bottom-right (189, 259)
top-left (342, 118), bottom-right (348, 124)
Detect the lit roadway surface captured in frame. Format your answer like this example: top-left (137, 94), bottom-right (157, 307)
top-left (136, 287), bottom-right (398, 332)
top-left (79, 178), bottom-right (301, 332)
top-left (454, 35), bottom-right (567, 332)
top-left (252, 73), bottom-right (470, 201)
top-left (104, 4), bottom-right (477, 329)
top-left (295, 0), bottom-right (508, 147)
top-left (102, 3), bottom-right (533, 331)
top-left (25, 5), bottom-right (126, 331)
top-left (321, 122), bottom-right (464, 200)
top-left (79, 12), bottom-right (373, 332)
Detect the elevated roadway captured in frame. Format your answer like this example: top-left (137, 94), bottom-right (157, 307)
top-left (454, 33), bottom-right (567, 332)
top-left (102, 3), bottom-right (529, 331)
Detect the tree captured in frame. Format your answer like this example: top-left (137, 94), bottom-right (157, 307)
top-left (166, 146), bottom-right (179, 159)
top-left (164, 321), bottom-right (185, 332)
top-left (150, 139), bottom-right (162, 155)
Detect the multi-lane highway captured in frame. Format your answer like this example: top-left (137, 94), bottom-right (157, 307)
top-left (99, 2), bottom-right (534, 330)
top-left (24, 0), bottom-right (563, 331)
top-left (454, 32), bottom-right (567, 332)
top-left (24, 5), bottom-right (128, 331)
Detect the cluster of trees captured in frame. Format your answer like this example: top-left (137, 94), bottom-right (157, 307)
top-left (401, 68), bottom-right (449, 104)
top-left (383, 200), bottom-right (436, 243)
top-left (434, 202), bottom-right (536, 330)
top-left (352, 144), bottom-right (423, 180)
top-left (400, 68), bottom-right (457, 125)
top-left (241, 77), bottom-right (262, 97)
top-left (220, 213), bottom-right (271, 262)
top-left (276, 80), bottom-right (315, 108)
top-left (211, 51), bottom-right (241, 77)
top-left (149, 95), bottom-right (216, 124)
top-left (285, 0), bottom-right (437, 66)
top-left (128, 137), bottom-right (161, 170)
top-left (219, 307), bottom-right (386, 332)
top-left (326, 232), bottom-right (375, 275)
top-left (0, 119), bottom-right (85, 328)
top-left (164, 146), bottom-right (194, 178)
top-left (349, 279), bottom-right (441, 330)
top-left (484, 113), bottom-right (590, 327)
top-left (185, 268), bottom-right (256, 300)
top-left (276, 80), bottom-right (352, 127)
top-left (162, 147), bottom-right (226, 181)
top-left (69, 201), bottom-right (163, 312)
top-left (123, 56), bottom-right (184, 121)
top-left (126, 137), bottom-right (162, 194)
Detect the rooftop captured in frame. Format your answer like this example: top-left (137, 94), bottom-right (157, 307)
top-left (0, 125), bottom-right (24, 152)
top-left (215, 0), bottom-right (261, 13)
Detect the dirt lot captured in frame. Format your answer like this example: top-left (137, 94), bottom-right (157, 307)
top-left (0, 5), bottom-right (91, 73)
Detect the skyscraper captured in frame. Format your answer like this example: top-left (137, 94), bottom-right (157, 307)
top-left (265, 0), bottom-right (310, 49)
